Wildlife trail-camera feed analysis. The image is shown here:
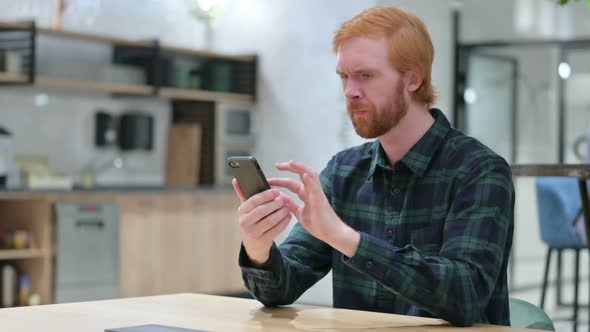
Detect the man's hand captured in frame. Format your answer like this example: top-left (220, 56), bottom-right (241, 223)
top-left (269, 160), bottom-right (360, 258)
top-left (233, 179), bottom-right (293, 265)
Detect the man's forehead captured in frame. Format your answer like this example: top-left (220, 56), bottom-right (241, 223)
top-left (335, 37), bottom-right (389, 71)
top-left (336, 52), bottom-right (384, 73)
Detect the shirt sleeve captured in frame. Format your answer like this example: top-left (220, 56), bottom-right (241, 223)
top-left (239, 156), bottom-right (338, 306)
top-left (343, 158), bottom-right (514, 327)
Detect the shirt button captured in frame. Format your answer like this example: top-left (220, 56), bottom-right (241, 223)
top-left (392, 188), bottom-right (401, 196)
top-left (386, 229), bottom-right (393, 238)
top-left (365, 261), bottom-right (373, 269)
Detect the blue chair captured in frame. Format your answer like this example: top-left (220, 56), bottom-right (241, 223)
top-left (536, 177), bottom-right (586, 332)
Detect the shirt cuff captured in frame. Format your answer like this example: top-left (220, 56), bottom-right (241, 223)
top-left (239, 242), bottom-right (283, 280)
top-left (343, 232), bottom-right (398, 280)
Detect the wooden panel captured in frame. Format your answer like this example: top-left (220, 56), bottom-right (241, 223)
top-left (159, 87), bottom-right (254, 104)
top-left (0, 191), bottom-right (244, 303)
top-left (13, 257), bottom-right (52, 305)
top-left (0, 293), bottom-right (540, 332)
top-left (172, 101), bottom-right (216, 185)
top-left (118, 192), bottom-right (244, 297)
top-left (0, 199), bottom-right (53, 304)
top-left (118, 195), bottom-right (161, 297)
top-left (36, 77), bottom-right (153, 95)
top-left (0, 249), bottom-right (46, 260)
top-left (0, 200), bottom-right (52, 252)
top-left (187, 194), bottom-right (244, 294)
top-left (165, 124), bottom-right (202, 187)
top-left (162, 46), bottom-right (255, 62)
top-left (0, 22), bottom-right (32, 29)
top-left (38, 27), bottom-right (153, 48)
top-left (0, 72), bottom-right (29, 83)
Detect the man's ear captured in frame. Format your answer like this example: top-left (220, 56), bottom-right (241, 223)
top-left (405, 70), bottom-right (423, 93)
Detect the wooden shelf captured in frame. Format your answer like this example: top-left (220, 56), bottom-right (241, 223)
top-left (0, 74), bottom-right (255, 102)
top-left (1, 22), bottom-right (256, 62)
top-left (0, 72), bottom-right (29, 83)
top-left (161, 45), bottom-right (256, 62)
top-left (0, 249), bottom-right (47, 260)
top-left (36, 77), bottom-right (154, 96)
top-left (38, 27), bottom-right (153, 48)
top-left (159, 87), bottom-right (254, 104)
top-left (0, 22), bottom-right (33, 30)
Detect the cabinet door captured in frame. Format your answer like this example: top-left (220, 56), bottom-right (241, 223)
top-left (118, 195), bottom-right (159, 297)
top-left (119, 193), bottom-right (245, 297)
top-left (158, 193), bottom-right (244, 294)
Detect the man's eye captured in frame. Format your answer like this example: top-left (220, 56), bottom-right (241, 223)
top-left (361, 73), bottom-right (372, 80)
top-left (340, 74), bottom-right (348, 80)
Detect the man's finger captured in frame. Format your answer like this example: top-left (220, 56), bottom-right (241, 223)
top-left (275, 160), bottom-right (315, 178)
top-left (232, 179), bottom-right (246, 203)
top-left (268, 178), bottom-right (304, 197)
top-left (263, 213), bottom-right (292, 240)
top-left (280, 193), bottom-right (303, 220)
top-left (244, 197), bottom-right (285, 227)
top-left (301, 172), bottom-right (324, 199)
top-left (239, 188), bottom-right (280, 215)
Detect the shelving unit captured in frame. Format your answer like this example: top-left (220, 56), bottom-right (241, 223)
top-left (0, 21), bottom-right (258, 307)
top-left (36, 76), bottom-right (154, 96)
top-left (0, 249), bottom-right (47, 260)
top-left (160, 45), bottom-right (256, 62)
top-left (0, 199), bottom-right (53, 306)
top-left (0, 21), bottom-right (257, 103)
top-left (0, 72), bottom-right (28, 83)
top-left (159, 87), bottom-right (254, 104)
top-left (38, 27), bottom-right (154, 48)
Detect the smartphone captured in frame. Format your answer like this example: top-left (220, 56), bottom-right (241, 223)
top-left (227, 156), bottom-right (271, 199)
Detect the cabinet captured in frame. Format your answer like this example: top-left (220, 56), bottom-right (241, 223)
top-left (117, 193), bottom-right (244, 296)
top-left (0, 190), bottom-right (245, 306)
top-left (0, 199), bottom-right (52, 305)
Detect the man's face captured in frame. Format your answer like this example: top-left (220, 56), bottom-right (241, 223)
top-left (336, 37), bottom-right (408, 139)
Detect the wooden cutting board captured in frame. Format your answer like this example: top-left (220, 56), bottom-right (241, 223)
top-left (165, 124), bottom-right (202, 187)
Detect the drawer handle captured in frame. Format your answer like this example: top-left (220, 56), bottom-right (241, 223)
top-left (75, 219), bottom-right (105, 229)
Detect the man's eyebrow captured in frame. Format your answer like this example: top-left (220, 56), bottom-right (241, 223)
top-left (352, 68), bottom-right (377, 74)
top-left (337, 69), bottom-right (377, 74)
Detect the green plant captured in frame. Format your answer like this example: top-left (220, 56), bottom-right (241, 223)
top-left (557, 0), bottom-right (590, 7)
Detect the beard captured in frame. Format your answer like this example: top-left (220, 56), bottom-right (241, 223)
top-left (347, 81), bottom-right (408, 139)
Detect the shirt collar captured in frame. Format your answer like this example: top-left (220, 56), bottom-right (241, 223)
top-left (365, 108), bottom-right (451, 179)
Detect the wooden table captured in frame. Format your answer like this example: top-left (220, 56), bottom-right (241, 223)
top-left (511, 164), bottom-right (590, 245)
top-left (0, 293), bottom-right (544, 331)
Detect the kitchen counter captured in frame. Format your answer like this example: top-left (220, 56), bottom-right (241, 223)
top-left (0, 188), bottom-right (244, 303)
top-left (0, 185), bottom-right (234, 197)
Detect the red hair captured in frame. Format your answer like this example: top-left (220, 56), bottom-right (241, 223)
top-left (333, 6), bottom-right (437, 107)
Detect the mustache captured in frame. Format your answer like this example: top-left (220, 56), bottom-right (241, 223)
top-left (347, 102), bottom-right (372, 111)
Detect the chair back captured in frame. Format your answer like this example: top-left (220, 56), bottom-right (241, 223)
top-left (535, 177), bottom-right (585, 248)
top-left (509, 297), bottom-right (555, 331)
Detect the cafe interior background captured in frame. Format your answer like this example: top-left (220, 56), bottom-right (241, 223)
top-left (0, 0), bottom-right (589, 331)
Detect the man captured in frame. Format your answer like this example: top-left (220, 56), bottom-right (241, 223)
top-left (233, 6), bottom-right (514, 327)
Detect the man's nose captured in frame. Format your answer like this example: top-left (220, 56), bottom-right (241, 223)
top-left (344, 80), bottom-right (362, 100)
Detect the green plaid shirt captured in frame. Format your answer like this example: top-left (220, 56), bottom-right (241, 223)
top-left (239, 108), bottom-right (514, 327)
